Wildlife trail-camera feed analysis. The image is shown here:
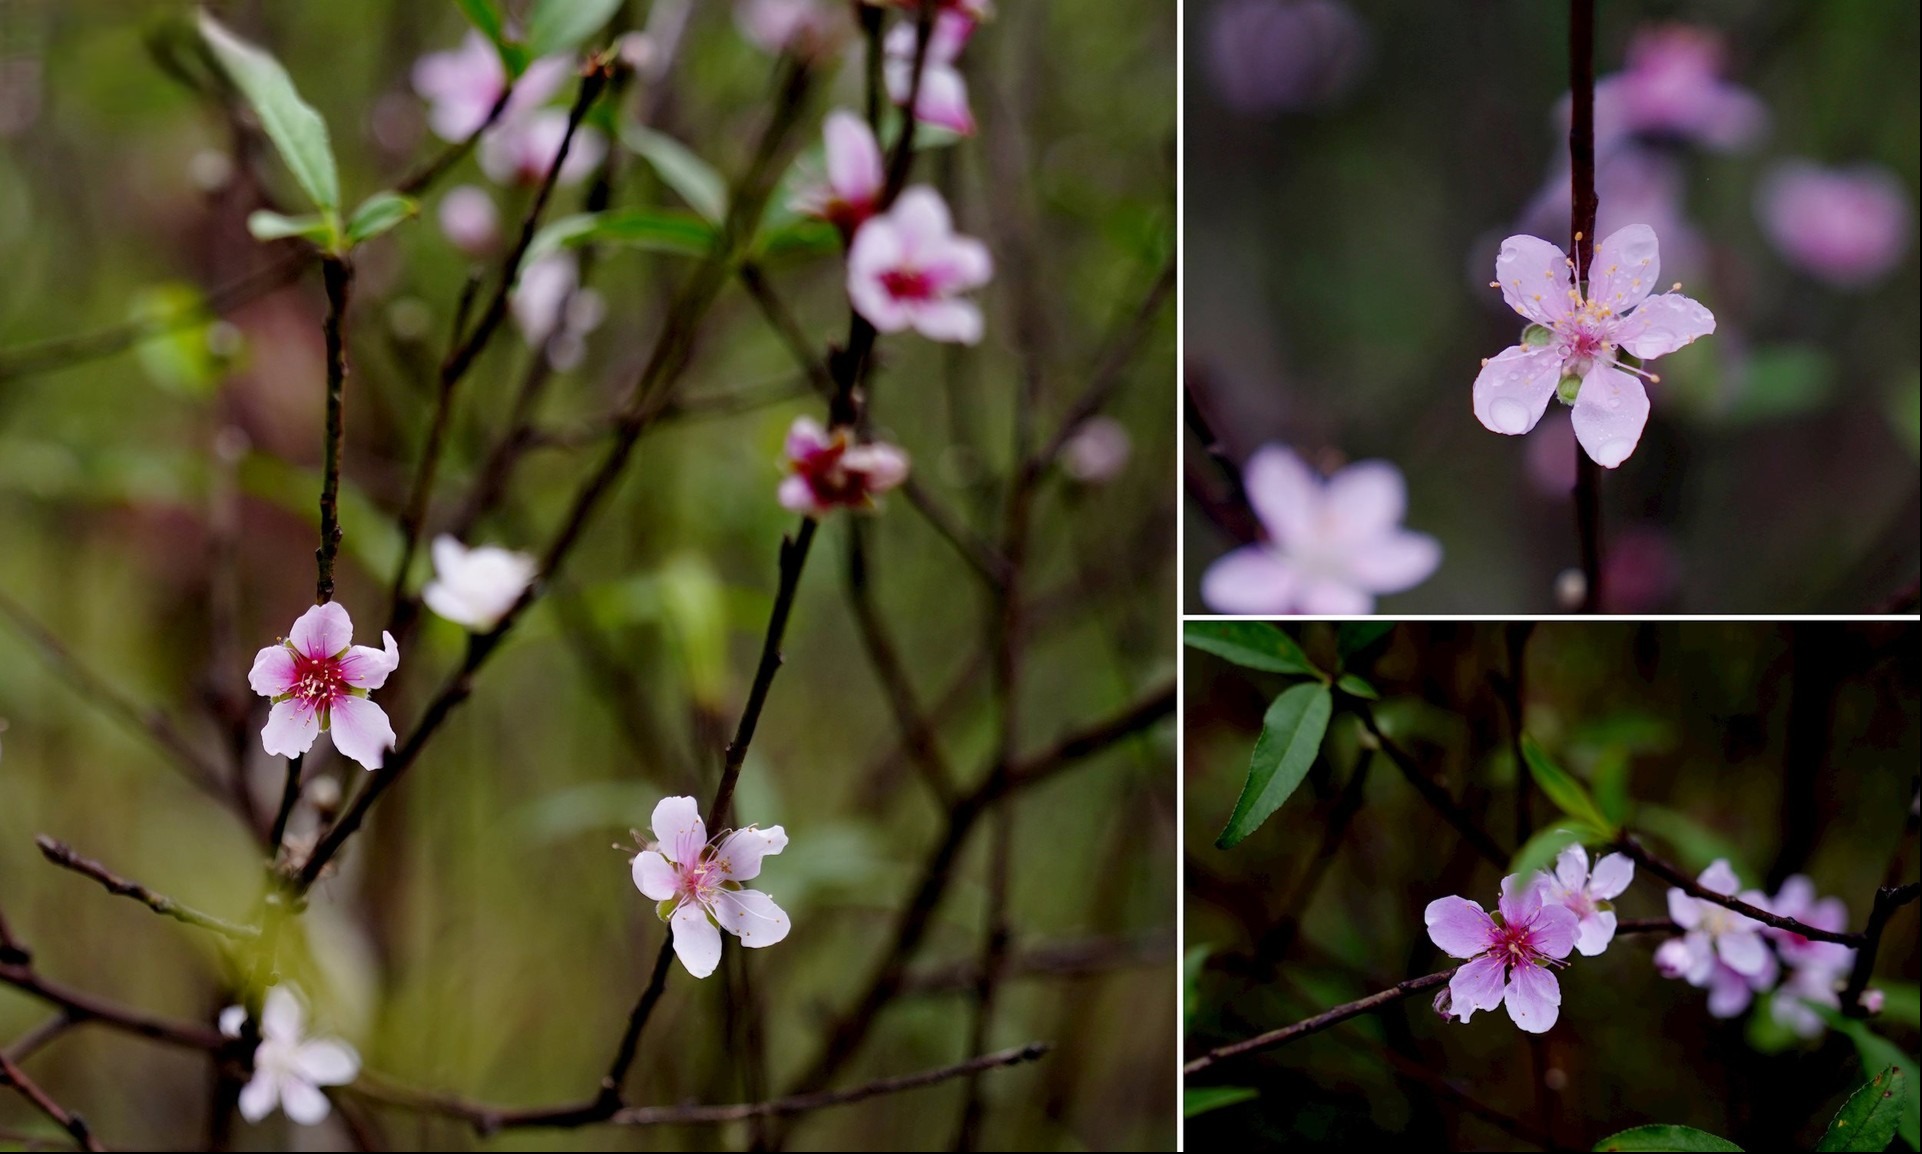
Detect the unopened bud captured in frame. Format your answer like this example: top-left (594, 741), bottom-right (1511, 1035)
top-left (1432, 986), bottom-right (1454, 1020)
top-left (1522, 323), bottom-right (1554, 348)
top-left (1556, 373), bottom-right (1583, 404)
top-left (1861, 988), bottom-right (1885, 1014)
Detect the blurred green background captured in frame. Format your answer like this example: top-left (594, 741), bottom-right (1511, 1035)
top-left (0, 1), bottom-right (1175, 1149)
top-left (1186, 622), bottom-right (1921, 1150)
top-left (1184, 0), bottom-right (1921, 613)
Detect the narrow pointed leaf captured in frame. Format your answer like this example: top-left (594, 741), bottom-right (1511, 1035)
top-left (1817, 1064), bottom-right (1907, 1152)
top-left (1184, 621), bottom-right (1318, 676)
top-left (1216, 683), bottom-right (1332, 849)
top-left (1594, 1125), bottom-right (1743, 1151)
top-left (246, 210), bottom-right (334, 244)
top-left (455, 0), bottom-right (509, 49)
top-left (1520, 735), bottom-right (1614, 835)
top-left (1185, 1087), bottom-right (1258, 1117)
top-left (1337, 621), bottom-right (1395, 662)
top-left (1510, 822), bottom-right (1597, 882)
top-left (1334, 673), bottom-right (1378, 700)
top-left (1811, 1004), bottom-right (1922, 1150)
top-left (623, 125), bottom-right (728, 223)
top-left (526, 0), bottom-right (623, 57)
top-left (345, 192), bottom-right (418, 245)
top-left (527, 208), bottom-right (716, 266)
top-left (198, 11), bottom-right (338, 211)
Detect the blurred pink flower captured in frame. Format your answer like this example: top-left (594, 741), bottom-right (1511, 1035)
top-left (1574, 24), bottom-right (1766, 155)
top-left (1060, 416), bottom-right (1133, 484)
top-left (1517, 149), bottom-right (1709, 288)
top-left (632, 796), bottom-right (790, 979)
top-left (736, 0), bottom-right (849, 58)
top-left (1538, 844), bottom-right (1635, 957)
top-left (1207, 0), bottom-right (1368, 115)
top-left (511, 251), bottom-right (606, 369)
top-left (1600, 525), bottom-right (1682, 613)
top-left (1762, 876), bottom-right (1854, 975)
top-left (1757, 161), bottom-right (1914, 289)
top-left (780, 417), bottom-right (910, 516)
top-left (249, 603), bottom-right (398, 771)
top-left (220, 987), bottom-right (359, 1126)
top-left (792, 111), bottom-right (885, 235)
top-left (847, 187), bottom-right (992, 343)
top-left (884, 10), bottom-right (976, 134)
top-left (1769, 961), bottom-right (1843, 1038)
top-left (478, 109), bottom-right (606, 187)
top-left (1475, 224), bottom-right (1715, 469)
top-left (1425, 873), bottom-right (1581, 1033)
top-left (1653, 859), bottom-right (1779, 1016)
top-left (1200, 446), bottom-right (1440, 615)
top-left (437, 185), bottom-right (499, 254)
top-left (411, 32), bottom-right (571, 142)
top-left (422, 536), bottom-right (536, 632)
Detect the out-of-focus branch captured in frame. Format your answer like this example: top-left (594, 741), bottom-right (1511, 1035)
top-left (0, 1050), bottom-right (106, 1152)
top-left (845, 524), bottom-right (958, 805)
top-left (33, 837), bottom-right (258, 942)
top-left (0, 961), bottom-right (224, 1053)
top-left (1184, 968), bottom-right (1458, 1074)
top-left (1842, 882), bottom-right (1922, 1016)
top-left (1352, 706), bottom-right (1510, 868)
top-left (901, 932), bottom-right (1172, 995)
top-left (1615, 836), bottom-right (1874, 946)
top-left (1569, 0), bottom-right (1603, 613)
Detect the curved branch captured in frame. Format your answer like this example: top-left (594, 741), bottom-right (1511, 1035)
top-left (34, 837), bottom-right (258, 942)
top-left (1615, 836), bottom-right (1868, 946)
top-left (1185, 969), bottom-right (1457, 1075)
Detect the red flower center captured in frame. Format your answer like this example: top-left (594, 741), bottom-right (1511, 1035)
top-left (290, 650), bottom-right (348, 705)
top-left (880, 267), bottom-right (936, 301)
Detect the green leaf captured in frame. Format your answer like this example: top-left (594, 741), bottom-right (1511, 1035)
top-left (1726, 344), bottom-right (1836, 422)
top-left (1520, 735), bottom-right (1613, 835)
top-left (1812, 1004), bottom-right (1922, 1150)
top-left (1591, 747), bottom-right (1631, 826)
top-left (1184, 946), bottom-right (1212, 1030)
top-left (1336, 621), bottom-right (1395, 662)
top-left (755, 219), bottom-right (842, 262)
top-left (455, 0), bottom-right (510, 50)
top-left (1183, 622), bottom-right (1319, 677)
top-left (127, 284), bottom-right (237, 398)
top-left (1510, 822), bottom-right (1596, 882)
top-left (1636, 804), bottom-right (1749, 876)
top-left (344, 192), bottom-right (418, 245)
top-left (526, 0), bottom-right (623, 57)
top-left (1817, 1064), bottom-right (1908, 1151)
top-left (1184, 1087), bottom-right (1258, 1117)
top-left (197, 11), bottom-right (339, 211)
top-left (1876, 982), bottom-right (1922, 1031)
top-left (1593, 1125), bottom-right (1743, 1151)
top-left (246, 210), bottom-right (337, 245)
top-left (1216, 683), bottom-right (1332, 849)
top-left (527, 208), bottom-right (717, 266)
top-left (1334, 674), bottom-right (1379, 700)
top-left (622, 125), bottom-right (728, 223)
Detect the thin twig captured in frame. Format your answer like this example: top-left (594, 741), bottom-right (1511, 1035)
top-left (0, 963), bottom-right (224, 1053)
top-left (314, 255), bottom-right (354, 605)
top-left (1842, 882), bottom-right (1922, 1016)
top-left (845, 523), bottom-right (958, 805)
top-left (900, 932), bottom-right (1173, 995)
top-left (1354, 706), bottom-right (1510, 867)
top-left (33, 837), bottom-right (259, 942)
top-left (1185, 968), bottom-right (1458, 1074)
top-left (394, 85), bottom-right (512, 196)
top-left (0, 1050), bottom-right (106, 1152)
top-left (1569, 0), bottom-right (1603, 613)
top-left (1615, 836), bottom-right (1875, 946)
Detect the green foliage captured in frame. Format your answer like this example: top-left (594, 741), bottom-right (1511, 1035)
top-left (526, 0), bottom-right (623, 58)
top-left (527, 208), bottom-right (717, 265)
top-left (1590, 748), bottom-right (1632, 826)
top-left (1183, 621), bottom-right (1319, 677)
top-left (1216, 683), bottom-right (1332, 849)
top-left (1510, 822), bottom-right (1595, 882)
top-left (344, 192), bottom-right (418, 245)
top-left (1725, 345), bottom-right (1836, 423)
top-left (197, 11), bottom-right (339, 212)
top-left (246, 210), bottom-right (334, 245)
top-left (1520, 735), bottom-right (1615, 836)
top-left (1593, 1125), bottom-right (1743, 1151)
top-left (1817, 1064), bottom-right (1908, 1152)
top-left (1333, 673), bottom-right (1378, 700)
top-left (1336, 621), bottom-right (1394, 663)
top-left (1878, 982), bottom-right (1922, 1031)
top-left (1636, 804), bottom-right (1750, 876)
top-left (126, 285), bottom-right (233, 397)
top-left (755, 219), bottom-right (843, 262)
top-left (623, 125), bottom-right (729, 223)
top-left (1812, 1004), bottom-right (1922, 1150)
top-left (1184, 945), bottom-right (1211, 1030)
top-left (456, 0), bottom-right (531, 75)
top-left (1185, 1087), bottom-right (1259, 1117)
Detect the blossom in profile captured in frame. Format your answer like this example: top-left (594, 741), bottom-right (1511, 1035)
top-left (1536, 844), bottom-right (1635, 956)
top-left (1425, 873), bottom-right (1580, 1033)
top-left (1651, 859), bottom-right (1779, 1017)
top-left (884, 10), bottom-right (977, 134)
top-left (1757, 161), bottom-right (1914, 289)
top-left (220, 987), bottom-right (360, 1125)
top-left (249, 603), bottom-right (398, 771)
top-left (477, 108), bottom-right (606, 188)
top-left (1588, 24), bottom-right (1767, 154)
top-left (437, 185), bottom-right (499, 254)
top-left (511, 251), bottom-right (606, 369)
top-left (632, 796), bottom-right (790, 978)
top-left (792, 111), bottom-right (885, 235)
top-left (847, 187), bottom-right (992, 343)
top-left (1207, 0), bottom-right (1369, 115)
top-left (780, 417), bottom-right (910, 516)
top-left (413, 33), bottom-right (604, 189)
top-left (1475, 224), bottom-right (1715, 468)
top-left (423, 537), bottom-right (537, 632)
top-left (736, 0), bottom-right (848, 58)
top-left (1200, 446), bottom-right (1440, 615)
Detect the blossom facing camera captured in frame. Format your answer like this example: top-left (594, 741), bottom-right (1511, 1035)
top-left (422, 536), bottom-right (537, 632)
top-left (1652, 859), bottom-right (1781, 1017)
top-left (632, 795), bottom-right (791, 979)
top-left (1425, 873), bottom-right (1580, 1033)
top-left (220, 987), bottom-right (360, 1126)
top-left (1757, 161), bottom-right (1914, 289)
top-left (249, 603), bottom-right (398, 771)
top-left (1200, 445), bottom-right (1441, 615)
top-left (780, 417), bottom-right (910, 517)
top-left (847, 187), bottom-right (993, 343)
top-left (1537, 844), bottom-right (1634, 956)
top-left (437, 184), bottom-right (499, 254)
top-left (1474, 224), bottom-right (1715, 469)
top-left (793, 111), bottom-right (885, 235)
top-left (883, 10), bottom-right (977, 135)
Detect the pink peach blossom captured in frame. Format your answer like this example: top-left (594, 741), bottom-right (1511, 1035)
top-left (631, 796), bottom-right (790, 978)
top-left (1537, 844), bottom-right (1635, 957)
top-left (792, 111), bottom-right (885, 235)
top-left (411, 32), bottom-right (572, 143)
top-left (437, 185), bottom-right (499, 254)
top-left (884, 10), bottom-right (976, 135)
top-left (1200, 446), bottom-right (1440, 615)
top-left (249, 603), bottom-right (398, 771)
top-left (779, 417), bottom-right (910, 516)
top-left (736, 0), bottom-right (848, 58)
top-left (1589, 24), bottom-right (1768, 155)
top-left (847, 187), bottom-right (992, 343)
top-left (1425, 873), bottom-right (1580, 1033)
top-left (477, 108), bottom-right (606, 188)
top-left (1757, 161), bottom-right (1914, 289)
top-left (220, 987), bottom-right (359, 1126)
top-left (1207, 0), bottom-right (1369, 115)
top-left (1475, 224), bottom-right (1715, 468)
top-left (1652, 859), bottom-right (1782, 1017)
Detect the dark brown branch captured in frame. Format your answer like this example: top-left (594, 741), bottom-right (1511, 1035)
top-left (845, 523), bottom-right (958, 805)
top-left (313, 255), bottom-right (354, 605)
top-left (1842, 882), bottom-right (1922, 1017)
top-left (1615, 836), bottom-right (1870, 945)
top-left (33, 836), bottom-right (258, 942)
top-left (394, 85), bottom-right (513, 197)
top-left (1032, 255), bottom-right (1174, 472)
top-left (1184, 969), bottom-right (1458, 1074)
top-left (1569, 0), bottom-right (1603, 613)
top-left (1354, 706), bottom-right (1510, 867)
top-left (3, 1014), bottom-right (76, 1066)
top-left (0, 962), bottom-right (224, 1052)
top-left (0, 1050), bottom-right (105, 1152)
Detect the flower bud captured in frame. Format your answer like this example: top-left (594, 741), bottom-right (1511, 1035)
top-left (1860, 988), bottom-right (1885, 1014)
top-left (1431, 986), bottom-right (1454, 1020)
top-left (1556, 373), bottom-right (1583, 404)
top-left (1522, 322), bottom-right (1554, 348)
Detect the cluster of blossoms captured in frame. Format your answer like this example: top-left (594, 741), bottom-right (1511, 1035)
top-left (1653, 860), bottom-right (1863, 1037)
top-left (219, 987), bottom-right (359, 1126)
top-left (1425, 846), bottom-right (1632, 1033)
top-left (1200, 444), bottom-right (1441, 615)
top-left (631, 796), bottom-right (791, 978)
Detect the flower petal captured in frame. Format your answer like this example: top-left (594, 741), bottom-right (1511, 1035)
top-left (337, 632), bottom-right (400, 690)
top-left (1343, 531), bottom-right (1441, 595)
top-left (1504, 962), bottom-right (1562, 1033)
top-left (1473, 345), bottom-right (1563, 437)
top-left (1241, 445), bottom-right (1320, 548)
top-left (261, 987), bottom-right (303, 1041)
top-left (292, 1040), bottom-right (360, 1087)
top-left (279, 1076), bottom-right (332, 1126)
top-left (1449, 954), bottom-right (1509, 1020)
top-left (712, 888), bottom-right (791, 948)
top-left (1498, 872), bottom-right (1544, 925)
top-left (1697, 859), bottom-right (1742, 896)
top-left (670, 903), bottom-right (723, 978)
top-left (890, 186), bottom-right (953, 250)
top-left (237, 1071), bottom-right (280, 1123)
top-left (714, 826), bottom-right (788, 882)
top-left (262, 699), bottom-right (322, 760)
top-left (1615, 292), bottom-right (1715, 360)
top-left (632, 851), bottom-right (679, 901)
top-left (1494, 234), bottom-right (1575, 325)
top-left (249, 645), bottom-right (297, 698)
top-left (1570, 362), bottom-right (1650, 469)
top-left (1587, 852), bottom-right (1635, 900)
top-left (1589, 223), bottom-right (1661, 313)
top-left (1574, 909), bottom-right (1618, 957)
top-left (289, 602), bottom-right (353, 660)
top-left (1321, 460), bottom-right (1406, 542)
top-left (1667, 888), bottom-right (1702, 929)
top-left (651, 796), bottom-right (706, 866)
top-left (1653, 935), bottom-right (1696, 979)
top-left (1716, 928), bottom-right (1770, 977)
top-left (822, 110), bottom-right (882, 205)
top-left (1199, 546), bottom-right (1300, 615)
top-left (327, 696), bottom-right (396, 772)
top-left (1706, 964), bottom-right (1755, 1018)
top-left (219, 1005), bottom-right (246, 1039)
top-left (1295, 578), bottom-right (1373, 616)
top-left (1528, 904), bottom-right (1581, 959)
top-left (910, 299), bottom-right (984, 345)
top-left (1424, 896), bottom-right (1497, 959)
top-left (1552, 844), bottom-right (1590, 893)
